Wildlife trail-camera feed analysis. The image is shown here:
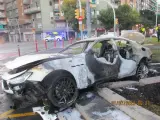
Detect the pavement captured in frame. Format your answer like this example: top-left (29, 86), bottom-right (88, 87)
top-left (0, 40), bottom-right (71, 61)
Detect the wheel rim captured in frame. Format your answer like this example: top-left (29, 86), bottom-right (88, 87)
top-left (137, 64), bottom-right (149, 79)
top-left (53, 77), bottom-right (77, 105)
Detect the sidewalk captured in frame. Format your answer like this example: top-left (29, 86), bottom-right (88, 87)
top-left (0, 40), bottom-right (75, 61)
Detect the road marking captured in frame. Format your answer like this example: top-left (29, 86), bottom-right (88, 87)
top-left (7, 112), bottom-right (37, 119)
top-left (0, 109), bottom-right (14, 118)
top-left (0, 110), bottom-right (37, 119)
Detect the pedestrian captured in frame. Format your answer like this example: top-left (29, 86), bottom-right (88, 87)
top-left (139, 25), bottom-right (146, 36)
top-left (156, 24), bottom-right (160, 42)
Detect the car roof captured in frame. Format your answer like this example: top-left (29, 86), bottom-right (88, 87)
top-left (75, 36), bottom-right (128, 43)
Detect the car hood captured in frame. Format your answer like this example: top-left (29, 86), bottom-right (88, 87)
top-left (5, 53), bottom-right (69, 70)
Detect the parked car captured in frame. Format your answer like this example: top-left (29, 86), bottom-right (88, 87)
top-left (44, 36), bottom-right (55, 42)
top-left (45, 36), bottom-right (63, 42)
top-left (2, 36), bottom-right (152, 109)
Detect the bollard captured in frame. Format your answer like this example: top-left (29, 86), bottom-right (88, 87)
top-left (54, 40), bottom-right (56, 48)
top-left (44, 40), bottom-right (47, 50)
top-left (17, 45), bottom-right (20, 56)
top-left (62, 40), bottom-right (64, 48)
top-left (35, 40), bottom-right (38, 52)
top-left (70, 38), bottom-right (73, 44)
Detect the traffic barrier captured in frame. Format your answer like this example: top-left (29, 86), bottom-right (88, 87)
top-left (70, 38), bottom-right (73, 44)
top-left (35, 40), bottom-right (38, 52)
top-left (62, 40), bottom-right (64, 48)
top-left (54, 40), bottom-right (56, 48)
top-left (44, 40), bottom-right (47, 50)
top-left (17, 45), bottom-right (20, 56)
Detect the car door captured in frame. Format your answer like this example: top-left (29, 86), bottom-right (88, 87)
top-left (85, 39), bottom-right (121, 81)
top-left (114, 38), bottom-right (137, 78)
top-left (61, 42), bottom-right (89, 88)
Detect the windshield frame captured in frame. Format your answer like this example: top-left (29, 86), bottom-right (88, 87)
top-left (59, 41), bottom-right (94, 54)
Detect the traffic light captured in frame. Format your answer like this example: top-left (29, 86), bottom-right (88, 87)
top-left (115, 18), bottom-right (118, 24)
top-left (75, 9), bottom-right (79, 19)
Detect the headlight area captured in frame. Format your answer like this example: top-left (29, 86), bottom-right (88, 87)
top-left (9, 79), bottom-right (46, 109)
top-left (9, 72), bottom-right (32, 85)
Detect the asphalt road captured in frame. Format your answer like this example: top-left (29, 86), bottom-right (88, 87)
top-left (0, 40), bottom-right (72, 60)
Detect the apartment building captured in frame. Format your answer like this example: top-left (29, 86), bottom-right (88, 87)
top-left (6, 0), bottom-right (33, 42)
top-left (0, 0), bottom-right (8, 42)
top-left (5, 0), bottom-right (73, 42)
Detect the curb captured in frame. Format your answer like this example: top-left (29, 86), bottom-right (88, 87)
top-left (75, 104), bottom-right (92, 120)
top-left (98, 87), bottom-right (160, 120)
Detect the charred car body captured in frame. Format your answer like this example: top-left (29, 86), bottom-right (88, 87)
top-left (2, 36), bottom-right (152, 109)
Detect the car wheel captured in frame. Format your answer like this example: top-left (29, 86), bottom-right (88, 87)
top-left (47, 73), bottom-right (78, 108)
top-left (135, 62), bottom-right (149, 80)
top-left (57, 38), bottom-right (60, 41)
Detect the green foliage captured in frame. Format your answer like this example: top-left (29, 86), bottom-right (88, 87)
top-left (140, 10), bottom-right (156, 28)
top-left (61, 0), bottom-right (76, 22)
top-left (97, 8), bottom-right (114, 30)
top-left (98, 4), bottom-right (140, 30)
top-left (61, 0), bottom-right (86, 32)
top-left (116, 4), bottom-right (140, 30)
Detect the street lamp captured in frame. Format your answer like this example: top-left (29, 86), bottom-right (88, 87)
top-left (77, 0), bottom-right (83, 40)
top-left (98, 0), bottom-right (116, 36)
top-left (156, 0), bottom-right (158, 27)
top-left (106, 1), bottom-right (116, 36)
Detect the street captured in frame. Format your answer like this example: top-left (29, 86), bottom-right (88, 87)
top-left (0, 40), bottom-right (71, 61)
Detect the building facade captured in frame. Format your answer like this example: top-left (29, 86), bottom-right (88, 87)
top-left (5, 0), bottom-right (73, 42)
top-left (0, 0), bottom-right (8, 42)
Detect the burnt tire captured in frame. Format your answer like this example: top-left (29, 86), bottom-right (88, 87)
top-left (135, 62), bottom-right (149, 80)
top-left (47, 72), bottom-right (78, 108)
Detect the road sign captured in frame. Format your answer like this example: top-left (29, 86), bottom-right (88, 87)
top-left (78, 16), bottom-right (83, 21)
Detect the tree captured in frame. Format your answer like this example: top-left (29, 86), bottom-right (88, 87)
top-left (140, 10), bottom-right (156, 28)
top-left (61, 0), bottom-right (86, 32)
top-left (116, 4), bottom-right (140, 30)
top-left (97, 8), bottom-right (114, 30)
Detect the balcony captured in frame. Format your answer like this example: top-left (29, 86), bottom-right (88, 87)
top-left (0, 5), bottom-right (5, 10)
top-left (0, 13), bottom-right (5, 18)
top-left (0, 0), bottom-right (4, 3)
top-left (24, 7), bottom-right (41, 14)
top-left (0, 21), bottom-right (7, 25)
top-left (23, 0), bottom-right (30, 4)
top-left (23, 19), bottom-right (32, 24)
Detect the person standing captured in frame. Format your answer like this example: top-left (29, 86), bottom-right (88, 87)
top-left (156, 24), bottom-right (160, 42)
top-left (139, 25), bottom-right (146, 36)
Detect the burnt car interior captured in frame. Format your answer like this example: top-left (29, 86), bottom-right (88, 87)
top-left (92, 40), bottom-right (118, 64)
top-left (116, 39), bottom-right (133, 60)
top-left (85, 39), bottom-right (121, 81)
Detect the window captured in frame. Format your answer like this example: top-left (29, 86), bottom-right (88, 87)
top-left (61, 42), bottom-right (87, 55)
top-left (49, 1), bottom-right (52, 6)
top-left (92, 42), bottom-right (102, 55)
top-left (36, 13), bottom-right (41, 18)
top-left (15, 9), bottom-right (18, 14)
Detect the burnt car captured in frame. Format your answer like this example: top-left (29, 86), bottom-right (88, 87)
top-left (2, 36), bottom-right (152, 109)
